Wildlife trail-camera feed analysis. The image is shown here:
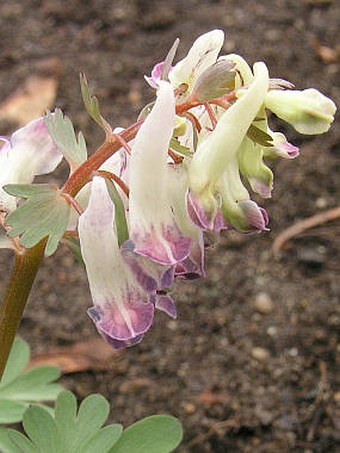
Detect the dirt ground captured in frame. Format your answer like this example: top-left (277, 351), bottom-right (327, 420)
top-left (0, 0), bottom-right (339, 451)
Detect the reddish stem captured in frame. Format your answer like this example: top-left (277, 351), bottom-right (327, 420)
top-left (62, 121), bottom-right (142, 197)
top-left (96, 170), bottom-right (130, 198)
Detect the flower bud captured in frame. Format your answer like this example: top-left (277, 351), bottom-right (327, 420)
top-left (265, 88), bottom-right (336, 135)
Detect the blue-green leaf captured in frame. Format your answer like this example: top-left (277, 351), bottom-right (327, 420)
top-left (0, 337), bottom-right (62, 426)
top-left (80, 74), bottom-right (111, 135)
top-left (0, 367), bottom-right (62, 401)
top-left (81, 425), bottom-right (123, 453)
top-left (0, 428), bottom-right (26, 453)
top-left (5, 184), bottom-right (71, 256)
top-left (7, 429), bottom-right (36, 453)
top-left (45, 109), bottom-right (87, 172)
top-left (23, 406), bottom-right (62, 453)
top-left (105, 179), bottom-right (129, 246)
top-left (1, 338), bottom-right (30, 386)
top-left (0, 400), bottom-right (28, 424)
top-left (72, 394), bottom-right (110, 449)
top-left (111, 415), bottom-right (183, 453)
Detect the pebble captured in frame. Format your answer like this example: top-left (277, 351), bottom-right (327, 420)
top-left (254, 292), bottom-right (274, 314)
top-left (251, 347), bottom-right (271, 361)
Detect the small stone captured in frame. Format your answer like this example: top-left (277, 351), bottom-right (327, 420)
top-left (251, 347), bottom-right (271, 361)
top-left (288, 347), bottom-right (298, 357)
top-left (315, 197), bottom-right (328, 209)
top-left (267, 326), bottom-right (278, 336)
top-left (254, 292), bottom-right (274, 314)
top-left (182, 402), bottom-right (196, 414)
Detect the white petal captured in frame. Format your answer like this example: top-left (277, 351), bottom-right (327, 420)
top-left (129, 81), bottom-right (175, 228)
top-left (0, 117), bottom-right (63, 213)
top-left (189, 62), bottom-right (269, 193)
top-left (79, 177), bottom-right (154, 342)
top-left (169, 30), bottom-right (224, 93)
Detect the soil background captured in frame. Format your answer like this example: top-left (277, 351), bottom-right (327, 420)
top-left (0, 0), bottom-right (339, 452)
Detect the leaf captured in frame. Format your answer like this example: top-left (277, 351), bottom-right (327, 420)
top-left (0, 400), bottom-right (28, 424)
top-left (4, 183), bottom-right (71, 256)
top-left (73, 394), bottom-right (110, 449)
top-left (54, 391), bottom-right (77, 450)
top-left (45, 109), bottom-right (87, 172)
top-left (0, 337), bottom-right (62, 425)
top-left (23, 406), bottom-right (62, 453)
top-left (105, 179), bottom-right (129, 246)
top-left (8, 429), bottom-right (35, 453)
top-left (1, 338), bottom-right (30, 386)
top-left (111, 415), bottom-right (183, 453)
top-left (0, 428), bottom-right (26, 453)
top-left (15, 391), bottom-right (121, 453)
top-left (0, 367), bottom-right (62, 401)
top-left (80, 74), bottom-right (111, 134)
top-left (82, 425), bottom-right (123, 453)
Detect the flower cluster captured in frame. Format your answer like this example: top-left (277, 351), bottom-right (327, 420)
top-left (0, 30), bottom-right (336, 348)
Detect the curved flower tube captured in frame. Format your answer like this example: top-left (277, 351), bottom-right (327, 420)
top-left (128, 81), bottom-right (191, 266)
top-left (187, 62), bottom-right (269, 229)
top-left (79, 177), bottom-right (154, 348)
top-left (0, 117), bottom-right (63, 214)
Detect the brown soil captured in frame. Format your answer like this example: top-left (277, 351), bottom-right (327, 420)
top-left (0, 1), bottom-right (339, 451)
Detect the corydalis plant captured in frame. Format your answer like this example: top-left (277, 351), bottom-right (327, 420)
top-left (0, 30), bottom-right (336, 362)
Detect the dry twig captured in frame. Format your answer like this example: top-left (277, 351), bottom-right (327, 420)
top-left (272, 207), bottom-right (340, 257)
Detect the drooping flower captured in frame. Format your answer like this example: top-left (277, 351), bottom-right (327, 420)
top-left (0, 117), bottom-right (63, 214)
top-left (128, 81), bottom-right (191, 266)
top-left (265, 88), bottom-right (336, 135)
top-left (187, 62), bottom-right (270, 230)
top-left (78, 176), bottom-right (155, 348)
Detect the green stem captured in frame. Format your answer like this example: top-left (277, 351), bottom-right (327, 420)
top-left (0, 241), bottom-right (45, 379)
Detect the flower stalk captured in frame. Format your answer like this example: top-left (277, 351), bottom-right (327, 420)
top-left (0, 240), bottom-right (46, 379)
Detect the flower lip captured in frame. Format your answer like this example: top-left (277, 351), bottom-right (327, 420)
top-left (240, 200), bottom-right (269, 232)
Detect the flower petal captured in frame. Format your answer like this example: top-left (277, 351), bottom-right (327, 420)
top-left (265, 88), bottom-right (336, 135)
top-left (79, 177), bottom-right (154, 347)
top-left (129, 81), bottom-right (191, 265)
top-left (189, 62), bottom-right (269, 194)
top-left (0, 117), bottom-right (63, 213)
top-left (169, 29), bottom-right (224, 99)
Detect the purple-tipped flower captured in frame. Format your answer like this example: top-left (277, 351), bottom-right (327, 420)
top-left (0, 117), bottom-right (63, 213)
top-left (145, 62), bottom-right (165, 89)
top-left (79, 177), bottom-right (154, 348)
top-left (264, 131), bottom-right (300, 160)
top-left (128, 81), bottom-right (191, 266)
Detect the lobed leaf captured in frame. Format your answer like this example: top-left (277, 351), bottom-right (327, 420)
top-left (0, 337), bottom-right (62, 426)
top-left (0, 400), bottom-right (28, 424)
top-left (23, 406), bottom-right (62, 453)
top-left (111, 415), bottom-right (183, 453)
top-left (0, 338), bottom-right (30, 387)
top-left (45, 109), bottom-right (87, 172)
top-left (80, 74), bottom-right (112, 135)
top-left (4, 183), bottom-right (71, 256)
